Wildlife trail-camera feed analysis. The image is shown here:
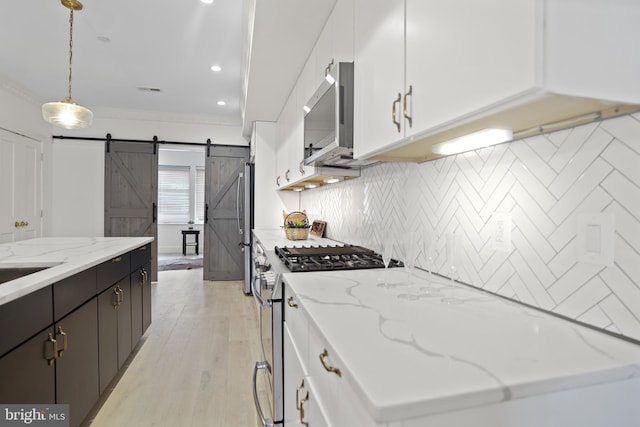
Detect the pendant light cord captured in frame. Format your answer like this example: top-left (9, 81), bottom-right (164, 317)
top-left (67, 9), bottom-right (74, 102)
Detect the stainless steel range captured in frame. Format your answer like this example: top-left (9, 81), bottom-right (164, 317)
top-left (275, 245), bottom-right (402, 272)
top-left (252, 241), bottom-right (401, 427)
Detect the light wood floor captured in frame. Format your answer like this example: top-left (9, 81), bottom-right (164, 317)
top-left (86, 269), bottom-right (263, 427)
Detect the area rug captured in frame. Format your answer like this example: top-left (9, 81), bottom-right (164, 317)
top-left (158, 255), bottom-right (203, 271)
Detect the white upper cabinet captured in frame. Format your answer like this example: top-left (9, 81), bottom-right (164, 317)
top-left (313, 0), bottom-right (355, 86)
top-left (353, 0), bottom-right (405, 159)
top-left (354, 0), bottom-right (640, 162)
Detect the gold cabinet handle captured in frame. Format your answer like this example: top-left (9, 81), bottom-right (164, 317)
top-left (276, 176), bottom-right (281, 186)
top-left (140, 268), bottom-right (148, 286)
top-left (55, 325), bottom-right (68, 358)
top-left (403, 85), bottom-right (413, 128)
top-left (296, 379), bottom-right (305, 410)
top-left (112, 287), bottom-right (120, 309)
top-left (287, 296), bottom-right (298, 308)
top-left (299, 390), bottom-right (309, 427)
top-left (392, 93), bottom-right (401, 133)
top-left (117, 286), bottom-right (124, 305)
top-left (325, 58), bottom-right (334, 77)
top-left (111, 256), bottom-right (122, 263)
top-left (285, 169), bottom-right (290, 182)
top-left (44, 333), bottom-right (58, 366)
top-left (14, 221), bottom-right (20, 228)
top-left (299, 161), bottom-right (305, 175)
top-left (319, 349), bottom-right (342, 377)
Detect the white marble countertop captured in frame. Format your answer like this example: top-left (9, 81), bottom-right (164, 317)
top-left (284, 267), bottom-right (640, 422)
top-left (0, 237), bottom-right (154, 306)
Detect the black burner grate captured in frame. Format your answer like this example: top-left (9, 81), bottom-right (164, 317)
top-left (275, 245), bottom-right (402, 272)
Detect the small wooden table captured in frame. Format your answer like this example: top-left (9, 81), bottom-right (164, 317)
top-left (181, 229), bottom-right (200, 255)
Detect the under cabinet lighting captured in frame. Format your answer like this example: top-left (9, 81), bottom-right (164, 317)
top-left (324, 177), bottom-right (340, 184)
top-left (325, 74), bottom-right (336, 85)
top-left (305, 183), bottom-right (318, 189)
top-left (293, 187), bottom-right (304, 192)
top-left (431, 128), bottom-right (513, 156)
top-left (303, 105), bottom-right (311, 114)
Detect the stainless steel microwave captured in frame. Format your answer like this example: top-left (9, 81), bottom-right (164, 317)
top-left (303, 62), bottom-right (357, 167)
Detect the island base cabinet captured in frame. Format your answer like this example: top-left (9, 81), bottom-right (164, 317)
top-left (55, 299), bottom-right (100, 427)
top-left (98, 277), bottom-right (132, 394)
top-left (0, 328), bottom-right (55, 404)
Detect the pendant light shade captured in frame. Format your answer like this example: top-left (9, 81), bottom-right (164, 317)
top-left (42, 0), bottom-right (93, 129)
top-left (42, 100), bottom-right (93, 129)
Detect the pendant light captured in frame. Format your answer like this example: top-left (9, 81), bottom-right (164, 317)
top-left (42, 0), bottom-right (93, 129)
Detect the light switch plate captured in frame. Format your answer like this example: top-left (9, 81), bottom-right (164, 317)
top-left (576, 213), bottom-right (615, 267)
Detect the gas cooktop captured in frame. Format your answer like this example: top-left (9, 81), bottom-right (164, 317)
top-left (275, 245), bottom-right (403, 272)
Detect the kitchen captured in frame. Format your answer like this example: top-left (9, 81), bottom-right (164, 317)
top-left (2, 0), bottom-right (640, 426)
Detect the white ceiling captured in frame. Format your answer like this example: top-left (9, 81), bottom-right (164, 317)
top-left (0, 0), bottom-right (336, 137)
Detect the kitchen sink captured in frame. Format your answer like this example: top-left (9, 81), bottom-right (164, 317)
top-left (0, 266), bottom-right (52, 285)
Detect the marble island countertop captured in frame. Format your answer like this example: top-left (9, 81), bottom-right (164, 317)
top-left (284, 267), bottom-right (640, 422)
top-left (0, 237), bottom-right (153, 306)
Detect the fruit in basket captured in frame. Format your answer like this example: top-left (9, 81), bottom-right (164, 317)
top-left (283, 210), bottom-right (310, 228)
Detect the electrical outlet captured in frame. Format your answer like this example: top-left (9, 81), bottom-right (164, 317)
top-left (492, 212), bottom-right (512, 252)
top-left (577, 213), bottom-right (614, 267)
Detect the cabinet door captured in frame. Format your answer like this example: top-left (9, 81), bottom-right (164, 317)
top-left (98, 285), bottom-right (120, 393)
top-left (0, 129), bottom-right (42, 243)
top-left (406, 0), bottom-right (537, 134)
top-left (131, 263), bottom-right (150, 347)
top-left (55, 299), bottom-right (99, 427)
top-left (117, 277), bottom-right (132, 369)
top-left (353, 0), bottom-right (405, 159)
top-left (332, 0), bottom-right (355, 64)
top-left (0, 328), bottom-right (56, 404)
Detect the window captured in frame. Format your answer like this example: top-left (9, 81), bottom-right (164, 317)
top-left (195, 167), bottom-right (205, 223)
top-left (158, 166), bottom-right (190, 224)
top-left (158, 164), bottom-right (206, 224)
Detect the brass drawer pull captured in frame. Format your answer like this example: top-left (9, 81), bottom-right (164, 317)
top-left (112, 287), bottom-right (121, 308)
top-left (403, 84), bottom-right (413, 128)
top-left (56, 326), bottom-right (68, 357)
top-left (44, 333), bottom-right (58, 366)
top-left (319, 349), bottom-right (342, 377)
top-left (111, 256), bottom-right (122, 263)
top-left (299, 390), bottom-right (309, 427)
top-left (287, 296), bottom-right (298, 308)
top-left (296, 379), bottom-right (305, 410)
top-left (392, 92), bottom-right (401, 133)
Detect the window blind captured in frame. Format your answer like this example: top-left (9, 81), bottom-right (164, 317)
top-left (195, 167), bottom-right (205, 223)
top-left (158, 165), bottom-right (190, 224)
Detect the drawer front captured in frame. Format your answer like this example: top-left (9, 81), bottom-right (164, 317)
top-left (283, 282), bottom-right (309, 372)
top-left (97, 252), bottom-right (131, 293)
top-left (130, 244), bottom-right (151, 270)
top-left (0, 286), bottom-right (53, 357)
top-left (53, 267), bottom-right (97, 321)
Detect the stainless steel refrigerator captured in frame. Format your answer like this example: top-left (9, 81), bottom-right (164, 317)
top-left (242, 161), bottom-right (254, 295)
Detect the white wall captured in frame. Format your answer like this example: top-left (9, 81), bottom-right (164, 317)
top-left (46, 109), bottom-right (247, 237)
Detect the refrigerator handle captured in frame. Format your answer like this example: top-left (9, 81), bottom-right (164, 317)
top-left (236, 171), bottom-right (243, 235)
top-left (205, 204), bottom-right (208, 224)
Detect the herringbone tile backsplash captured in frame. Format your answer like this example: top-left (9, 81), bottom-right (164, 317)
top-left (302, 113), bottom-right (640, 341)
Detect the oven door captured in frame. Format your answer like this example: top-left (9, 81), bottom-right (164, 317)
top-left (252, 273), bottom-right (283, 426)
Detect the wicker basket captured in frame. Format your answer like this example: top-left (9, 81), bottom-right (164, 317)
top-left (283, 211), bottom-right (310, 241)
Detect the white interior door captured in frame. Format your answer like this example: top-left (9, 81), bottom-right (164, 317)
top-left (0, 128), bottom-right (42, 243)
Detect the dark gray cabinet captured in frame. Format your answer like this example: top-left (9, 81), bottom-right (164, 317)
top-left (0, 328), bottom-right (56, 404)
top-left (55, 299), bottom-right (100, 427)
top-left (0, 243), bottom-right (152, 427)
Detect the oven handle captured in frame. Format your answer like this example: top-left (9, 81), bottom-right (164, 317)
top-left (253, 361), bottom-right (274, 427)
top-left (252, 276), bottom-right (272, 308)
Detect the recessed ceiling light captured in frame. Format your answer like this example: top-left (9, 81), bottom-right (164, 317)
top-left (217, 101), bottom-right (226, 106)
top-left (210, 65), bottom-right (222, 72)
top-left (200, 0), bottom-right (214, 4)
